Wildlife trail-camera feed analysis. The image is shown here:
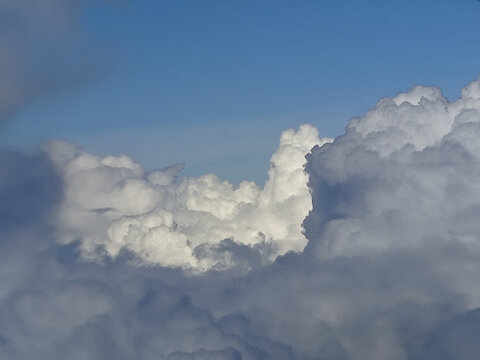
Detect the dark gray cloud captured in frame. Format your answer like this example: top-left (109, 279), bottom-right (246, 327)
top-left (0, 150), bottom-right (60, 228)
top-left (3, 78), bottom-right (480, 359)
top-left (415, 308), bottom-right (480, 360)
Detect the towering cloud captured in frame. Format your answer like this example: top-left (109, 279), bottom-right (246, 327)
top-left (3, 77), bottom-right (480, 359)
top-left (298, 76), bottom-right (480, 358)
top-left (305, 77), bottom-right (480, 261)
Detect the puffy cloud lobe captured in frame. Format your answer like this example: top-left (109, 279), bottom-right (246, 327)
top-left (46, 125), bottom-right (331, 271)
top-left (305, 76), bottom-right (480, 263)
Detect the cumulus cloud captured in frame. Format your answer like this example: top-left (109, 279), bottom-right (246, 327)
top-left (305, 75), bottom-right (480, 262)
top-left (4, 77), bottom-right (480, 359)
top-left (45, 125), bottom-right (331, 271)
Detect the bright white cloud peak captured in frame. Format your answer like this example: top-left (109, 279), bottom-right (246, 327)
top-left (46, 124), bottom-right (332, 271)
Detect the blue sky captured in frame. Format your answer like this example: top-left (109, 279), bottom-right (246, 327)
top-left (2, 0), bottom-right (480, 183)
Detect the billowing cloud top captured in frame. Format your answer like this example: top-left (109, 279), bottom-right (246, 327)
top-left (46, 125), bottom-right (332, 272)
top-left (306, 76), bottom-right (480, 262)
top-left (4, 77), bottom-right (480, 359)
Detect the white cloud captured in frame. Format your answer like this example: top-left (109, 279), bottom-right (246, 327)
top-left (46, 125), bottom-right (332, 271)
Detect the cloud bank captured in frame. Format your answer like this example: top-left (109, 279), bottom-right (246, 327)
top-left (3, 77), bottom-right (480, 359)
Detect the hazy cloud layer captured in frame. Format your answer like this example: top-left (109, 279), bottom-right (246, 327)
top-left (0, 0), bottom-right (101, 124)
top-left (3, 78), bottom-right (480, 359)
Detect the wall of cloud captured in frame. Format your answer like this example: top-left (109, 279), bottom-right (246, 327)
top-left (3, 77), bottom-right (480, 359)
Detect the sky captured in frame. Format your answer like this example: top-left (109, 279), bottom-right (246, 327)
top-left (1, 0), bottom-right (480, 183)
top-left (4, 1), bottom-right (480, 359)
